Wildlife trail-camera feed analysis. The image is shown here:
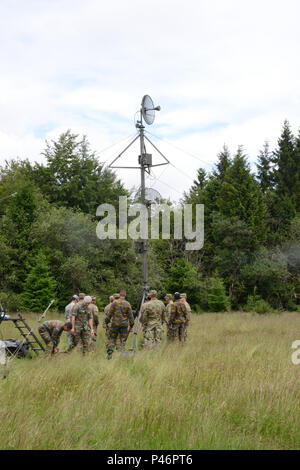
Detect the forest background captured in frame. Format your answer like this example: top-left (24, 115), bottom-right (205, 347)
top-left (0, 120), bottom-right (299, 314)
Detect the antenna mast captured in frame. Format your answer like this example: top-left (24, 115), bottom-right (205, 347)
top-left (109, 95), bottom-right (169, 349)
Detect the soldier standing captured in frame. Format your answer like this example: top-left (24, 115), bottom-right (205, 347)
top-left (38, 320), bottom-right (72, 356)
top-left (76, 292), bottom-right (86, 308)
top-left (89, 296), bottom-right (99, 352)
top-left (70, 296), bottom-right (94, 354)
top-left (168, 292), bottom-right (187, 342)
top-left (105, 290), bottom-right (134, 359)
top-left (164, 294), bottom-right (174, 340)
top-left (103, 294), bottom-right (121, 350)
top-left (65, 295), bottom-right (79, 349)
top-left (180, 293), bottom-right (191, 342)
top-left (140, 290), bottom-right (167, 349)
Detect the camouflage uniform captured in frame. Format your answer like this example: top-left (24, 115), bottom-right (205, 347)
top-left (70, 302), bottom-right (93, 354)
top-left (140, 295), bottom-right (167, 349)
top-left (168, 300), bottom-right (187, 342)
top-left (88, 298), bottom-right (99, 351)
top-left (180, 294), bottom-right (191, 342)
top-left (105, 297), bottom-right (134, 356)
top-left (103, 294), bottom-right (122, 350)
top-left (65, 298), bottom-right (78, 349)
top-left (103, 301), bottom-right (112, 346)
top-left (164, 294), bottom-right (174, 340)
top-left (38, 320), bottom-right (65, 355)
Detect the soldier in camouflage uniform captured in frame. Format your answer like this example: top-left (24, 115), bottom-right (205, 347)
top-left (38, 320), bottom-right (72, 356)
top-left (103, 294), bottom-right (122, 350)
top-left (140, 290), bottom-right (167, 349)
top-left (64, 295), bottom-right (79, 349)
top-left (88, 296), bottom-right (99, 351)
top-left (70, 296), bottom-right (94, 354)
top-left (105, 290), bottom-right (134, 359)
top-left (180, 293), bottom-right (191, 342)
top-left (168, 292), bottom-right (187, 342)
top-left (164, 294), bottom-right (174, 340)
top-left (76, 292), bottom-right (86, 309)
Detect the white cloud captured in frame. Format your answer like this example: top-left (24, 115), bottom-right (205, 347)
top-left (0, 0), bottom-right (299, 200)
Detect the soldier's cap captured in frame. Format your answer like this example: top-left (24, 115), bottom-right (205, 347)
top-left (174, 292), bottom-right (181, 300)
top-left (165, 294), bottom-right (173, 299)
top-left (113, 293), bottom-right (120, 299)
top-left (84, 295), bottom-right (92, 304)
top-left (72, 295), bottom-right (79, 300)
top-left (149, 290), bottom-right (157, 297)
top-left (79, 292), bottom-right (85, 299)
top-left (180, 293), bottom-right (187, 298)
top-left (91, 296), bottom-right (96, 301)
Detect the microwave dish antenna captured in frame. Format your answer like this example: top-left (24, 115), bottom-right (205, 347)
top-left (141, 95), bottom-right (161, 125)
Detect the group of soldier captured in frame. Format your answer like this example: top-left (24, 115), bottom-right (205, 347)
top-left (38, 289), bottom-right (191, 359)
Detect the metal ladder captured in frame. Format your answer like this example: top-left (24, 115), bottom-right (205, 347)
top-left (12, 314), bottom-right (45, 355)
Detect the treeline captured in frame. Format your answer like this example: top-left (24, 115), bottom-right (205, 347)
top-left (0, 122), bottom-right (299, 313)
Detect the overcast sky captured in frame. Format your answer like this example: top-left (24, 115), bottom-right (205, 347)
top-left (0, 0), bottom-right (299, 200)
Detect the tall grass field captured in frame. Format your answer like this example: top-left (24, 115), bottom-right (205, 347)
top-left (0, 312), bottom-right (300, 450)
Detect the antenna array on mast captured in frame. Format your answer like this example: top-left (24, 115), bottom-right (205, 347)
top-left (108, 95), bottom-right (168, 350)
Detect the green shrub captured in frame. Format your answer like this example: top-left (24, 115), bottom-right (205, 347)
top-left (192, 304), bottom-right (204, 314)
top-left (286, 300), bottom-right (298, 312)
top-left (244, 294), bottom-right (275, 314)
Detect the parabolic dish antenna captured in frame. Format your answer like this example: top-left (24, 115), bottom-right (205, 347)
top-left (141, 95), bottom-right (156, 125)
top-left (145, 187), bottom-right (162, 204)
top-left (134, 187), bottom-right (162, 204)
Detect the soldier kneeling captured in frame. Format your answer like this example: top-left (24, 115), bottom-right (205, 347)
top-left (38, 320), bottom-right (72, 356)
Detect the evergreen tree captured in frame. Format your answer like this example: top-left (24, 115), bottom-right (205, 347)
top-left (267, 121), bottom-right (297, 234)
top-left (294, 130), bottom-right (300, 212)
top-left (256, 141), bottom-right (274, 193)
top-left (217, 146), bottom-right (267, 241)
top-left (272, 120), bottom-right (297, 201)
top-left (21, 252), bottom-right (57, 312)
top-left (183, 168), bottom-right (207, 204)
top-left (207, 274), bottom-right (230, 312)
top-left (190, 168), bottom-right (207, 193)
top-left (0, 177), bottom-right (47, 293)
top-left (212, 144), bottom-right (232, 180)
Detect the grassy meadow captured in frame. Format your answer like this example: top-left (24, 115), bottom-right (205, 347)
top-left (0, 311), bottom-right (300, 450)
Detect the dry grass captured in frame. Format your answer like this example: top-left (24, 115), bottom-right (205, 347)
top-left (0, 311), bottom-right (300, 449)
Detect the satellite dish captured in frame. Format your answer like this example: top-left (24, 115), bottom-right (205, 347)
top-left (134, 187), bottom-right (162, 204)
top-left (141, 95), bottom-right (156, 125)
top-left (145, 187), bottom-right (162, 204)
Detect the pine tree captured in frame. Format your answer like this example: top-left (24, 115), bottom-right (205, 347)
top-left (217, 146), bottom-right (267, 241)
top-left (184, 168), bottom-right (207, 204)
top-left (267, 121), bottom-right (298, 233)
top-left (273, 120), bottom-right (297, 200)
top-left (207, 275), bottom-right (230, 312)
top-left (256, 141), bottom-right (274, 193)
top-left (191, 168), bottom-right (207, 192)
top-left (213, 144), bottom-right (232, 180)
top-left (294, 130), bottom-right (300, 212)
top-left (21, 252), bottom-right (57, 312)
